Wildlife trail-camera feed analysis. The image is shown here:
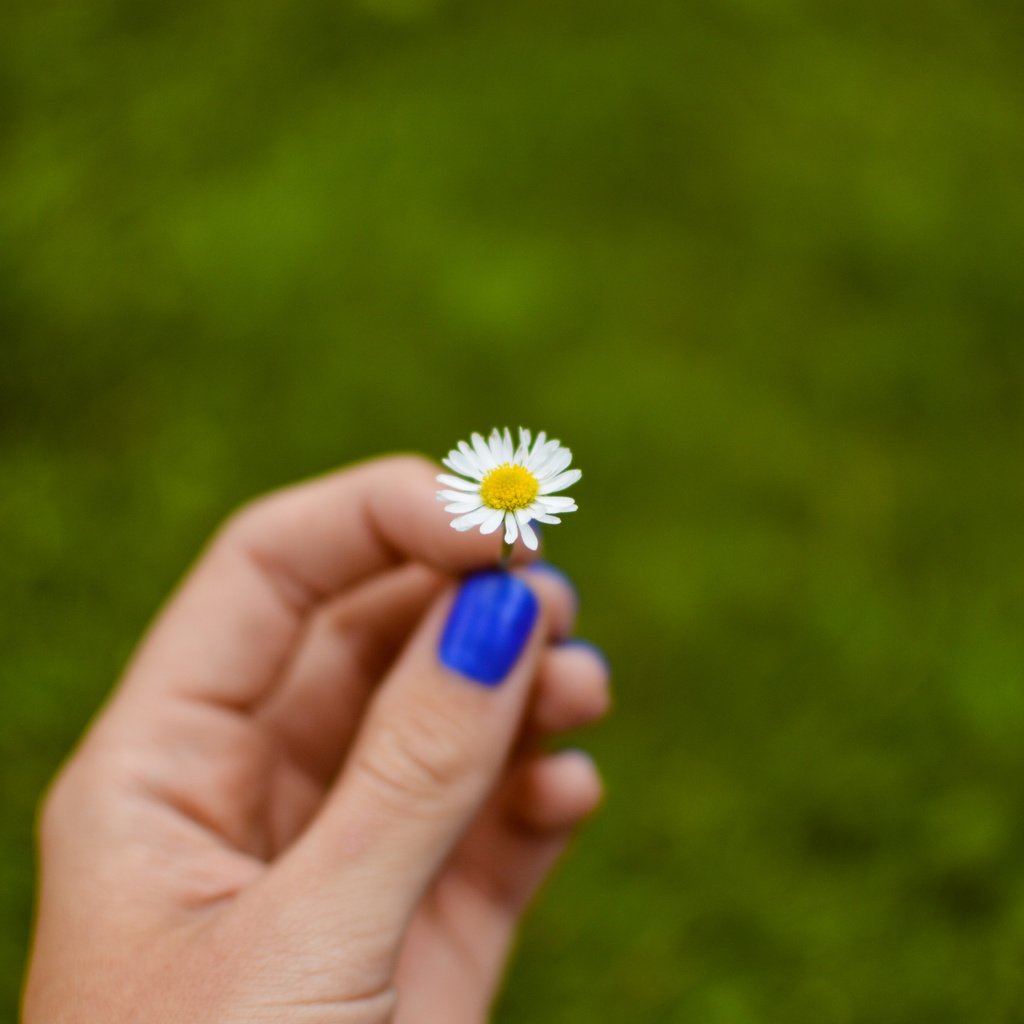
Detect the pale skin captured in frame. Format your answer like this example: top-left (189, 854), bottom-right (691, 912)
top-left (23, 455), bottom-right (609, 1023)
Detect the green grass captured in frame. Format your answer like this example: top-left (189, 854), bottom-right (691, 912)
top-left (3, 0), bottom-right (1024, 1019)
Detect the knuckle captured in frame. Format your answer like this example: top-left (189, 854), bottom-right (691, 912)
top-left (216, 493), bottom-right (276, 548)
top-left (355, 704), bottom-right (477, 808)
top-left (36, 743), bottom-right (120, 853)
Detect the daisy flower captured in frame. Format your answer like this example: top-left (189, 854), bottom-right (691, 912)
top-left (436, 427), bottom-right (580, 551)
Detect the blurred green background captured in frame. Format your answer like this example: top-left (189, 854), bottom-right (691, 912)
top-left (3, 0), bottom-right (1024, 1019)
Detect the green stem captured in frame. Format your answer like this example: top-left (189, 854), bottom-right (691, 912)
top-left (500, 538), bottom-right (513, 569)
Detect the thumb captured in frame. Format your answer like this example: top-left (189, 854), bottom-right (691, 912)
top-left (251, 569), bottom-right (566, 993)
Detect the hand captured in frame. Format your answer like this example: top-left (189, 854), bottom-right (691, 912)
top-left (23, 456), bottom-right (609, 1023)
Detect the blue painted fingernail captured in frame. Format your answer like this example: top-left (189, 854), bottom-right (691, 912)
top-left (440, 571), bottom-right (539, 686)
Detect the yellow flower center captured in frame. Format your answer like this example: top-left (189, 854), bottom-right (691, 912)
top-left (480, 463), bottom-right (539, 511)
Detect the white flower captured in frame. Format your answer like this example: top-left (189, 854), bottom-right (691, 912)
top-left (436, 427), bottom-right (580, 551)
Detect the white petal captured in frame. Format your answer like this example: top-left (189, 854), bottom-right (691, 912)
top-left (535, 495), bottom-right (577, 512)
top-left (436, 475), bottom-right (477, 492)
top-left (533, 444), bottom-right (570, 479)
top-left (514, 427), bottom-right (532, 463)
top-left (436, 473), bottom-right (480, 492)
top-left (441, 458), bottom-right (471, 480)
top-left (537, 448), bottom-right (573, 480)
top-left (473, 432), bottom-right (499, 471)
top-left (539, 468), bottom-right (581, 494)
top-left (443, 452), bottom-right (481, 481)
top-left (526, 431), bottom-right (548, 469)
top-left (515, 510), bottom-right (538, 550)
top-left (440, 490), bottom-right (483, 506)
top-left (524, 501), bottom-right (565, 524)
top-left (446, 501), bottom-right (484, 514)
top-left (529, 452), bottom-right (557, 478)
top-left (479, 507), bottom-right (505, 534)
top-left (504, 511), bottom-right (519, 544)
top-left (451, 507), bottom-right (493, 531)
top-left (488, 428), bottom-right (503, 462)
top-left (458, 440), bottom-right (487, 478)
top-left (438, 489), bottom-right (482, 503)
top-left (527, 439), bottom-right (560, 474)
top-left (502, 427), bottom-right (514, 462)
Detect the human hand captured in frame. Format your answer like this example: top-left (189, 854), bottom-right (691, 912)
top-left (23, 456), bottom-right (609, 1023)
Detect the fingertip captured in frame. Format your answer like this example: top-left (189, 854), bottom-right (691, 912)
top-left (373, 454), bottom-right (509, 573)
top-left (557, 637), bottom-right (610, 675)
top-left (549, 748), bottom-right (605, 818)
top-left (525, 560), bottom-right (575, 599)
top-left (516, 564), bottom-right (577, 641)
top-left (531, 641), bottom-right (612, 734)
top-left (397, 453), bottom-right (551, 575)
top-left (514, 749), bottom-right (604, 832)
top-left (438, 571), bottom-right (540, 686)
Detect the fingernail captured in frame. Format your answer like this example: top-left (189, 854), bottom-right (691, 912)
top-left (559, 746), bottom-right (596, 765)
top-left (440, 571), bottom-right (539, 686)
top-left (527, 560), bottom-right (576, 596)
top-left (558, 637), bottom-right (611, 673)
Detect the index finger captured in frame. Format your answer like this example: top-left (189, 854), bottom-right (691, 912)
top-left (118, 455), bottom-right (536, 710)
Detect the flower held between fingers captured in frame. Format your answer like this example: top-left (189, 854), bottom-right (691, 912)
top-left (436, 428), bottom-right (580, 551)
